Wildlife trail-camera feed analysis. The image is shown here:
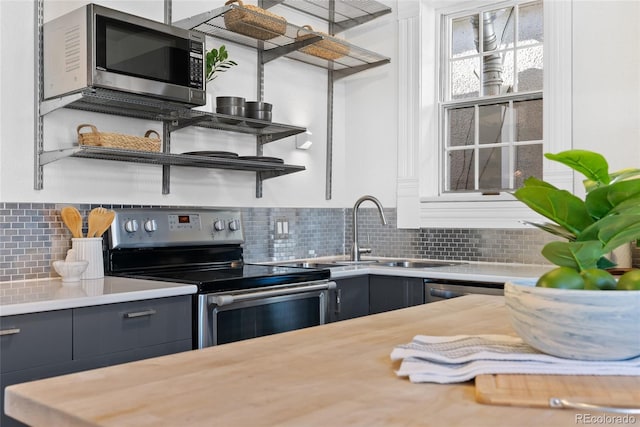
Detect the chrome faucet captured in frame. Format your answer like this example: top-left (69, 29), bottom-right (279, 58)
top-left (350, 195), bottom-right (388, 262)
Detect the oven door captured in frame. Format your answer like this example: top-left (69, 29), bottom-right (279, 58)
top-left (197, 280), bottom-right (336, 348)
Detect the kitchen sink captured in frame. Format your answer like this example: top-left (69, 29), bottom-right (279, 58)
top-left (330, 260), bottom-right (379, 265)
top-left (280, 262), bottom-right (345, 269)
top-left (278, 259), bottom-right (461, 269)
top-left (376, 260), bottom-right (459, 268)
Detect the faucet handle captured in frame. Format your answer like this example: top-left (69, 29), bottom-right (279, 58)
top-left (359, 248), bottom-right (372, 255)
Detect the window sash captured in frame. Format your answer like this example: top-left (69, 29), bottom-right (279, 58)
top-left (440, 0), bottom-right (543, 194)
top-left (442, 92), bottom-right (542, 192)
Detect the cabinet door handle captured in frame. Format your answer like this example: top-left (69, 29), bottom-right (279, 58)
top-left (334, 289), bottom-right (342, 314)
top-left (124, 309), bottom-right (157, 318)
top-left (0, 328), bottom-right (21, 336)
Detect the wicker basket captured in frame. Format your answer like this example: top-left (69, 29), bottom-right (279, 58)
top-left (224, 0), bottom-right (286, 41)
top-left (77, 124), bottom-right (161, 152)
top-left (296, 25), bottom-right (349, 60)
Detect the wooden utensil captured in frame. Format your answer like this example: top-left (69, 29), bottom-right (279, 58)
top-left (95, 209), bottom-right (115, 237)
top-left (60, 206), bottom-right (83, 238)
top-left (87, 208), bottom-right (115, 238)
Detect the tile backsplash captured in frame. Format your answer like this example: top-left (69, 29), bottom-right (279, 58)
top-left (1, 202), bottom-right (638, 282)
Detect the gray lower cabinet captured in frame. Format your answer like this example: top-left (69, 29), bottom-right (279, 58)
top-left (329, 276), bottom-right (370, 322)
top-left (369, 275), bottom-right (424, 314)
top-left (73, 296), bottom-right (192, 367)
top-left (1, 295), bottom-right (192, 426)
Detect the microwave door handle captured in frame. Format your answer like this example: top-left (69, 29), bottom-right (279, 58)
top-left (210, 281), bottom-right (336, 307)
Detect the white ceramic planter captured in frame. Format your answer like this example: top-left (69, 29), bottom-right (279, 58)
top-left (505, 280), bottom-right (640, 361)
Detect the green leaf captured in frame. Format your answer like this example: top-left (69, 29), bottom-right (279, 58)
top-left (598, 215), bottom-right (640, 253)
top-left (541, 240), bottom-right (603, 271)
top-left (585, 168), bottom-right (640, 191)
top-left (517, 150), bottom-right (639, 270)
top-left (609, 196), bottom-right (640, 215)
top-left (521, 176), bottom-right (558, 189)
top-left (606, 178), bottom-right (640, 206)
top-left (205, 45), bottom-right (237, 83)
top-left (545, 150), bottom-right (610, 185)
top-left (520, 220), bottom-right (576, 240)
top-left (513, 186), bottom-right (594, 235)
top-left (597, 256), bottom-right (617, 269)
top-left (610, 168), bottom-right (640, 184)
top-left (578, 214), bottom-right (640, 250)
top-left (584, 178), bottom-right (640, 219)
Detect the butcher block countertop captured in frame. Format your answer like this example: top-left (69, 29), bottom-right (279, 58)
top-left (6, 295), bottom-right (582, 427)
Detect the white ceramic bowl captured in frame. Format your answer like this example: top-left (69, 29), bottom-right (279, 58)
top-left (504, 280), bottom-right (640, 361)
top-left (53, 260), bottom-right (89, 285)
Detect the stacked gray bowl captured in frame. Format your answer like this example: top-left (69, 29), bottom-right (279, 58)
top-left (245, 102), bottom-right (272, 128)
top-left (216, 97), bottom-right (245, 124)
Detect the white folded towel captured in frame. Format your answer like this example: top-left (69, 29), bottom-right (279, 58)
top-left (391, 335), bottom-right (640, 384)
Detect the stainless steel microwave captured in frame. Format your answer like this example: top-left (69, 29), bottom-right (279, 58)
top-left (43, 3), bottom-right (206, 106)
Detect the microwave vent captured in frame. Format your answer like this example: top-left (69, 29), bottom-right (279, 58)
top-left (64, 25), bottom-right (81, 73)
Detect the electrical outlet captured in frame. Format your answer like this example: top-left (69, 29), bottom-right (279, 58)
top-left (275, 218), bottom-right (289, 239)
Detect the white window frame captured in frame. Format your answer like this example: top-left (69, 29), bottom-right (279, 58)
top-left (396, 0), bottom-right (573, 229)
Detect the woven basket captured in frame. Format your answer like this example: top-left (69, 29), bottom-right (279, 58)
top-left (296, 25), bottom-right (349, 60)
top-left (77, 124), bottom-right (161, 152)
top-left (224, 0), bottom-right (286, 41)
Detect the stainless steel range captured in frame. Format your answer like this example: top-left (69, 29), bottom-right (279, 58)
top-left (104, 208), bottom-right (334, 348)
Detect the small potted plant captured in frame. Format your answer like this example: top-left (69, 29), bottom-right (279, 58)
top-left (513, 149), bottom-right (640, 289)
top-left (205, 45), bottom-right (237, 83)
top-left (504, 149), bottom-right (640, 360)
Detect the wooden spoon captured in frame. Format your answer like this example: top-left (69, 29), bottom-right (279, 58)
top-left (94, 209), bottom-right (116, 237)
top-left (60, 206), bottom-right (83, 238)
top-left (87, 207), bottom-right (106, 238)
top-left (88, 208), bottom-right (115, 238)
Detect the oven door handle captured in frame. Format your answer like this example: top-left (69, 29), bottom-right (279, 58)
top-left (210, 281), bottom-right (336, 307)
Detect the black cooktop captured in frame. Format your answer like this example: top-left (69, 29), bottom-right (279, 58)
top-left (105, 243), bottom-right (330, 293)
top-left (117, 263), bottom-right (330, 293)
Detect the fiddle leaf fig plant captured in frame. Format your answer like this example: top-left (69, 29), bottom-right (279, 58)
top-left (513, 149), bottom-right (640, 271)
top-left (205, 45), bottom-right (237, 83)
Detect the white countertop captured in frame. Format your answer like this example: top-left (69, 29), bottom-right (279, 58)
top-left (266, 256), bottom-right (552, 283)
top-left (328, 260), bottom-right (552, 282)
top-left (0, 277), bottom-right (197, 317)
top-left (0, 258), bottom-right (551, 317)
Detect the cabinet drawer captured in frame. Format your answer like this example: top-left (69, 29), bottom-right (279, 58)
top-left (0, 310), bottom-right (72, 373)
top-left (73, 296), bottom-right (192, 359)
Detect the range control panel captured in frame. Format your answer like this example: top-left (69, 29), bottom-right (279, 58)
top-left (108, 208), bottom-right (244, 249)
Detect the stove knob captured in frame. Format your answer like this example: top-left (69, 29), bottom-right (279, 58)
top-left (228, 220), bottom-right (239, 231)
top-left (144, 219), bottom-right (158, 232)
top-left (124, 219), bottom-right (139, 233)
top-left (213, 219), bottom-right (225, 232)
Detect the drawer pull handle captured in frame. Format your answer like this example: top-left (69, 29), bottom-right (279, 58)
top-left (124, 309), bottom-right (157, 318)
top-left (0, 328), bottom-right (21, 336)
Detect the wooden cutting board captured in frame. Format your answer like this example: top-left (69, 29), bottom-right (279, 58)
top-left (475, 374), bottom-right (640, 408)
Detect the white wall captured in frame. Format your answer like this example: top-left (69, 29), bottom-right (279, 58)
top-left (572, 0), bottom-right (640, 193)
top-left (0, 0), bottom-right (399, 208)
top-left (2, 0), bottom-right (636, 211)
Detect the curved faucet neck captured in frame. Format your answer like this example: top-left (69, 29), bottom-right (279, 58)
top-left (351, 195), bottom-right (388, 262)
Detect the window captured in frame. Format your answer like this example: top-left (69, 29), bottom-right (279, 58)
top-left (441, 1), bottom-right (543, 193)
top-left (395, 0), bottom-right (571, 228)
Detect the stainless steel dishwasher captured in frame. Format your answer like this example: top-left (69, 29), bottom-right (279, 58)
top-left (424, 279), bottom-right (503, 303)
